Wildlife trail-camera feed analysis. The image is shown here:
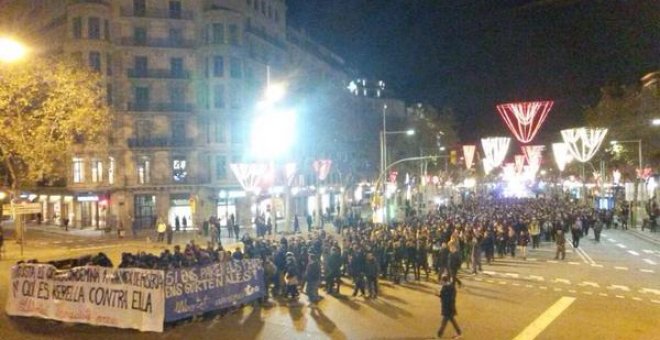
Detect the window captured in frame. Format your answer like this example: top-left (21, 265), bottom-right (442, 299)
top-left (230, 57), bottom-right (242, 78)
top-left (169, 28), bottom-right (182, 46)
top-left (213, 118), bottom-right (226, 143)
top-left (197, 86), bottom-right (209, 109)
top-left (212, 23), bottom-right (224, 44)
top-left (169, 1), bottom-right (182, 19)
top-left (169, 85), bottom-right (185, 104)
top-left (229, 86), bottom-right (241, 109)
top-left (72, 17), bottom-right (82, 39)
top-left (172, 156), bottom-right (187, 182)
top-left (135, 120), bottom-right (152, 139)
top-left (215, 155), bottom-right (227, 179)
top-left (228, 24), bottom-right (239, 46)
top-left (104, 20), bottom-right (110, 40)
top-left (231, 120), bottom-right (244, 144)
top-left (135, 86), bottom-right (150, 108)
top-left (137, 157), bottom-right (150, 184)
top-left (88, 17), bottom-right (100, 40)
top-left (134, 0), bottom-right (146, 16)
top-left (73, 157), bottom-right (85, 183)
top-left (134, 27), bottom-right (147, 45)
top-left (170, 57), bottom-right (183, 77)
top-left (108, 157), bottom-right (115, 185)
top-left (91, 159), bottom-right (103, 183)
top-left (171, 120), bottom-right (186, 140)
top-left (106, 53), bottom-right (112, 75)
top-left (89, 51), bottom-right (101, 72)
top-left (212, 56), bottom-right (224, 77)
top-left (106, 83), bottom-right (113, 106)
top-left (134, 56), bottom-right (147, 76)
top-left (213, 84), bottom-right (225, 108)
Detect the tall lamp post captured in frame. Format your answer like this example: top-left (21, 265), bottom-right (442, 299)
top-left (610, 139), bottom-right (643, 227)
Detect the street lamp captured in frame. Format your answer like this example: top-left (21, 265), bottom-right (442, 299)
top-left (0, 37), bottom-right (27, 63)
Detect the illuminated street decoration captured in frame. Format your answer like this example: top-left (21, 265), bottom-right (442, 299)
top-left (230, 163), bottom-right (269, 193)
top-left (481, 137), bottom-right (511, 170)
top-left (522, 145), bottom-right (545, 175)
top-left (483, 159), bottom-right (494, 175)
top-left (502, 163), bottom-right (516, 180)
top-left (514, 155), bottom-right (525, 173)
top-left (496, 101), bottom-right (554, 143)
top-left (463, 145), bottom-right (476, 170)
top-left (636, 167), bottom-right (652, 180)
top-left (284, 163), bottom-right (297, 186)
top-left (312, 159), bottom-right (332, 181)
top-left (560, 127), bottom-right (608, 162)
top-left (612, 169), bottom-right (621, 184)
top-left (552, 142), bottom-right (573, 172)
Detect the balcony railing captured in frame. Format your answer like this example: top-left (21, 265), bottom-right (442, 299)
top-left (127, 68), bottom-right (190, 79)
top-left (127, 102), bottom-right (193, 112)
top-left (70, 0), bottom-right (111, 6)
top-left (127, 137), bottom-right (194, 148)
top-left (120, 7), bottom-right (193, 20)
top-left (120, 37), bottom-right (195, 49)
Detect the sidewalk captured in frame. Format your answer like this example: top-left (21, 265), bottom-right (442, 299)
top-left (627, 226), bottom-right (660, 245)
top-left (1, 221), bottom-right (106, 238)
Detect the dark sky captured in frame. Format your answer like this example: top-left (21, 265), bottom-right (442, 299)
top-left (286, 0), bottom-right (659, 143)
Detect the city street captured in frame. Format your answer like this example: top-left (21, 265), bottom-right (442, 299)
top-left (0, 226), bottom-right (658, 340)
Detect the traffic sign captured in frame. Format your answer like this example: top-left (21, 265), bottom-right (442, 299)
top-left (2, 203), bottom-right (42, 216)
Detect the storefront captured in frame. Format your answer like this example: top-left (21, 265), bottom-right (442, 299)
top-left (134, 194), bottom-right (156, 229)
top-left (217, 190), bottom-right (244, 227)
top-left (169, 193), bottom-right (193, 231)
top-left (75, 194), bottom-right (109, 229)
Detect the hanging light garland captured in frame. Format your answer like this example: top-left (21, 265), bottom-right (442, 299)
top-left (496, 101), bottom-right (554, 143)
top-left (552, 142), bottom-right (573, 172)
top-left (463, 145), bottom-right (476, 170)
top-left (560, 127), bottom-right (608, 162)
top-left (481, 137), bottom-right (511, 170)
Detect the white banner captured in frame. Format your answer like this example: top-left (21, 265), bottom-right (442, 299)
top-left (6, 264), bottom-right (165, 332)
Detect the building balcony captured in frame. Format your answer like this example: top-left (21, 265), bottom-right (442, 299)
top-left (120, 37), bottom-right (195, 49)
top-left (69, 0), bottom-right (111, 6)
top-left (245, 23), bottom-right (286, 49)
top-left (127, 102), bottom-right (193, 112)
top-left (127, 137), bottom-right (194, 148)
top-left (127, 68), bottom-right (190, 79)
top-left (120, 7), bottom-right (193, 20)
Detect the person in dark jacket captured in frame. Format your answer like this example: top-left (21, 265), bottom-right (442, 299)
top-left (437, 242), bottom-right (450, 280)
top-left (284, 253), bottom-right (300, 299)
top-left (305, 253), bottom-right (322, 303)
top-left (325, 246), bottom-right (342, 294)
top-left (437, 274), bottom-right (462, 339)
top-left (364, 252), bottom-right (380, 298)
top-left (349, 246), bottom-right (366, 297)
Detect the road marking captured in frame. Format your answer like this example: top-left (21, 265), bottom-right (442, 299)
top-left (642, 249), bottom-right (654, 254)
top-left (640, 269), bottom-right (655, 273)
top-left (643, 259), bottom-right (657, 265)
top-left (598, 293), bottom-right (608, 297)
top-left (513, 283), bottom-right (521, 286)
top-left (632, 297), bottom-right (642, 301)
top-left (616, 295), bottom-right (624, 299)
top-left (651, 300), bottom-right (660, 304)
top-left (601, 233), bottom-right (608, 237)
top-left (505, 273), bottom-right (520, 278)
top-left (474, 277), bottom-right (483, 281)
top-left (607, 238), bottom-right (616, 242)
top-left (616, 243), bottom-right (627, 249)
top-left (607, 285), bottom-right (630, 292)
top-left (512, 297), bottom-right (576, 340)
top-left (528, 275), bottom-right (545, 282)
top-left (539, 286), bottom-right (548, 290)
top-left (583, 291), bottom-right (593, 295)
top-left (569, 290), bottom-right (577, 293)
top-left (590, 264), bottom-right (604, 268)
top-left (614, 266), bottom-right (628, 271)
top-left (568, 261), bottom-right (580, 265)
top-left (547, 260), bottom-right (558, 264)
top-left (553, 278), bottom-right (571, 285)
top-left (553, 288), bottom-right (562, 292)
top-left (526, 284), bottom-right (534, 288)
top-left (639, 288), bottom-right (660, 296)
top-left (627, 250), bottom-right (640, 256)
top-left (578, 281), bottom-right (600, 288)
top-left (499, 281), bottom-right (507, 285)
top-left (483, 270), bottom-right (497, 276)
top-left (527, 258), bottom-right (538, 262)
top-left (487, 279), bottom-right (495, 283)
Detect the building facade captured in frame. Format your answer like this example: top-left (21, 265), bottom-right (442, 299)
top-left (2, 0), bottom-right (407, 231)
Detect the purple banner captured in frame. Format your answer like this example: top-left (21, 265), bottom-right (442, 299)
top-left (164, 259), bottom-right (264, 322)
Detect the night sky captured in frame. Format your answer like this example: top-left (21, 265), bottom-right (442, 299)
top-left (287, 0), bottom-right (659, 143)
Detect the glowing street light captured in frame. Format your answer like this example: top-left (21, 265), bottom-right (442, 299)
top-left (0, 37), bottom-right (27, 63)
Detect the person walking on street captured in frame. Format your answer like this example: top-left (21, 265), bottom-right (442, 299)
top-left (518, 228), bottom-right (530, 260)
top-left (571, 218), bottom-right (582, 248)
top-left (166, 223), bottom-right (174, 245)
top-left (365, 252), bottom-right (380, 298)
top-left (294, 215), bottom-right (300, 234)
top-left (175, 215), bottom-right (180, 232)
top-left (529, 218), bottom-right (541, 249)
top-left (555, 230), bottom-right (566, 260)
top-left (304, 253), bottom-right (322, 304)
top-left (593, 217), bottom-right (603, 242)
top-left (306, 214), bottom-right (313, 233)
top-left (436, 274), bottom-right (462, 339)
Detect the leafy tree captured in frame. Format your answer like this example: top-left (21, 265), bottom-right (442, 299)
top-left (0, 58), bottom-right (110, 191)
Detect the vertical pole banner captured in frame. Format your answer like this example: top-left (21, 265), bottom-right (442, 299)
top-left (6, 264), bottom-right (165, 332)
top-left (164, 259), bottom-right (264, 322)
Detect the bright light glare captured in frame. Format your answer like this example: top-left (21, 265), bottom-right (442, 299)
top-left (610, 141), bottom-right (618, 145)
top-left (264, 83), bottom-right (286, 103)
top-left (0, 37), bottom-right (27, 63)
top-left (251, 108), bottom-right (295, 159)
top-left (406, 129), bottom-right (415, 136)
top-left (652, 118), bottom-right (660, 126)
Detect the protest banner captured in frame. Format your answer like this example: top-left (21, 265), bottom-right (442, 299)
top-left (6, 264), bottom-right (165, 332)
top-left (164, 259), bottom-right (265, 322)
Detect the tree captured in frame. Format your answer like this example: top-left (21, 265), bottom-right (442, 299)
top-left (0, 58), bottom-right (110, 192)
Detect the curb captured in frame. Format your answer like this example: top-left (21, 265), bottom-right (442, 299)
top-left (627, 229), bottom-right (660, 246)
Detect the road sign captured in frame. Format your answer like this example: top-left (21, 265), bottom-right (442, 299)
top-left (2, 203), bottom-right (42, 216)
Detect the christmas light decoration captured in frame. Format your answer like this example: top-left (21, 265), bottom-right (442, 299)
top-left (612, 169), bottom-right (621, 184)
top-left (312, 159), bottom-right (332, 181)
top-left (560, 128), bottom-right (608, 162)
top-left (285, 163), bottom-right (297, 186)
top-left (522, 145), bottom-right (545, 175)
top-left (463, 145), bottom-right (476, 170)
top-left (552, 142), bottom-right (573, 172)
top-left (496, 101), bottom-right (554, 143)
top-left (481, 137), bottom-right (511, 170)
top-left (230, 163), bottom-right (269, 194)
top-left (483, 159), bottom-right (494, 175)
top-left (502, 163), bottom-right (516, 180)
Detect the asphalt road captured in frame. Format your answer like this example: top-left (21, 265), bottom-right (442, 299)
top-left (0, 226), bottom-right (658, 340)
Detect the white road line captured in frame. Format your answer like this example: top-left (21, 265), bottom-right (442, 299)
top-left (580, 247), bottom-right (597, 265)
top-left (607, 285), bottom-right (630, 292)
top-left (547, 260), bottom-right (558, 264)
top-left (627, 250), bottom-right (640, 256)
top-left (590, 264), bottom-right (604, 268)
top-left (526, 284), bottom-right (534, 288)
top-left (568, 262), bottom-right (580, 265)
top-left (527, 258), bottom-right (538, 262)
top-left (616, 295), bottom-right (624, 299)
top-left (512, 297), bottom-right (576, 340)
top-left (474, 277), bottom-right (483, 281)
top-left (499, 281), bottom-right (507, 285)
top-left (553, 278), bottom-right (571, 285)
top-left (614, 266), bottom-right (629, 271)
top-left (483, 270), bottom-right (497, 276)
top-left (642, 250), bottom-right (654, 254)
top-left (505, 273), bottom-right (520, 278)
top-left (632, 297), bottom-right (642, 301)
top-left (616, 243), bottom-right (627, 249)
top-left (601, 233), bottom-right (608, 237)
top-left (528, 275), bottom-right (545, 282)
top-left (598, 293), bottom-right (608, 297)
top-left (640, 269), bottom-right (655, 273)
top-left (578, 281), bottom-right (600, 288)
top-left (487, 279), bottom-right (495, 283)
top-left (513, 283), bottom-right (521, 286)
top-left (651, 300), bottom-right (660, 304)
top-left (583, 291), bottom-right (593, 295)
top-left (643, 258), bottom-right (657, 265)
top-left (571, 244), bottom-right (590, 264)
top-left (607, 238), bottom-right (616, 242)
top-left (639, 288), bottom-right (660, 296)
top-left (540, 286), bottom-right (548, 290)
